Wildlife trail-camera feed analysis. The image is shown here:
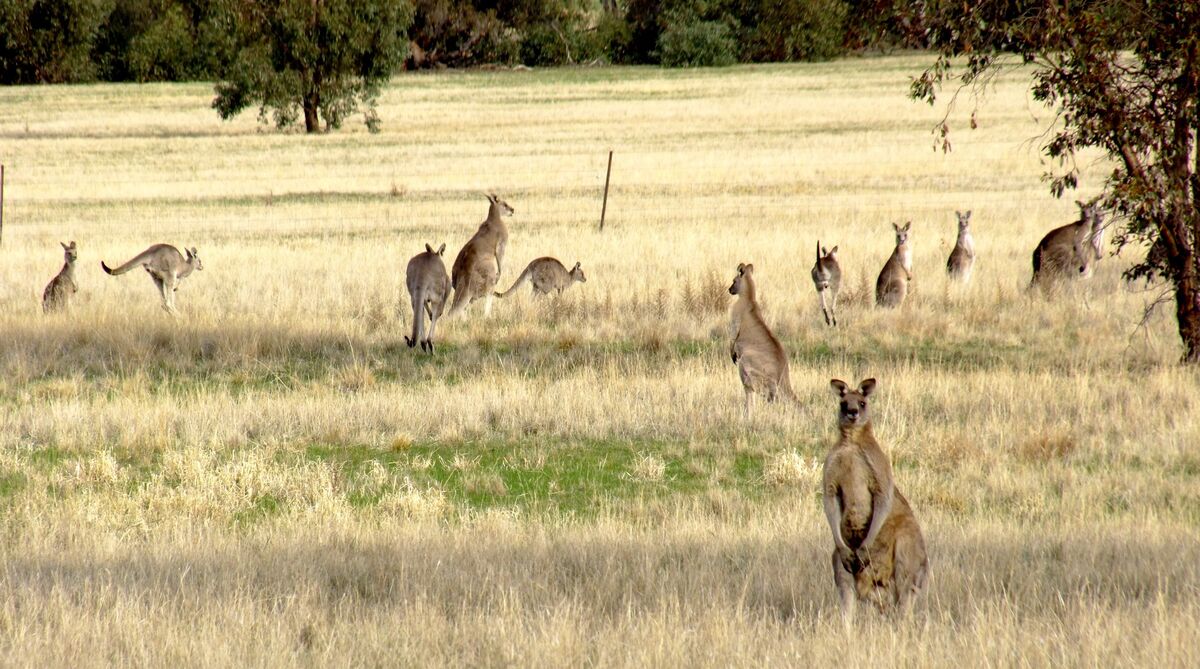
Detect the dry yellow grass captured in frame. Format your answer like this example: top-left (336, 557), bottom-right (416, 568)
top-left (0, 56), bottom-right (1198, 666)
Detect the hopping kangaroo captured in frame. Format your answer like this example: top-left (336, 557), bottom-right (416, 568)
top-left (42, 241), bottom-right (79, 314)
top-left (101, 244), bottom-right (202, 314)
top-left (824, 378), bottom-right (927, 622)
top-left (447, 193), bottom-right (514, 317)
top-left (946, 210), bottom-right (975, 283)
top-left (1031, 199), bottom-right (1105, 289)
top-left (875, 222), bottom-right (912, 308)
top-left (495, 258), bottom-right (586, 298)
top-left (810, 241), bottom-right (841, 326)
top-left (728, 263), bottom-right (794, 418)
top-left (405, 243), bottom-right (452, 353)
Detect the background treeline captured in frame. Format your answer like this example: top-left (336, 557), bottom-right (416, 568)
top-left (0, 0), bottom-right (920, 84)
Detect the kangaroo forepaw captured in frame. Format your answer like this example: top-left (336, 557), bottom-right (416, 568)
top-left (404, 336), bottom-right (416, 348)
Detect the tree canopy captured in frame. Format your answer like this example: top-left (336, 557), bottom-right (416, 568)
top-left (211, 0), bottom-right (414, 133)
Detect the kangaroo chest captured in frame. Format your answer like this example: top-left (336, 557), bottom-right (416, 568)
top-left (835, 450), bottom-right (877, 543)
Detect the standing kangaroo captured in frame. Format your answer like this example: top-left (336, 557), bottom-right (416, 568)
top-left (728, 263), bottom-right (794, 418)
top-left (824, 378), bottom-right (927, 623)
top-left (42, 241), bottom-right (79, 314)
top-left (447, 193), bottom-right (514, 317)
top-left (405, 243), bottom-right (452, 353)
top-left (876, 222), bottom-right (912, 308)
top-left (810, 241), bottom-right (841, 326)
top-left (494, 258), bottom-right (586, 298)
top-left (1031, 199), bottom-right (1105, 289)
top-left (946, 210), bottom-right (975, 283)
top-left (101, 244), bottom-right (202, 314)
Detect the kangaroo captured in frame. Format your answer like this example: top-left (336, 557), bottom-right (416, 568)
top-left (101, 243), bottom-right (202, 314)
top-left (876, 222), bottom-right (912, 308)
top-left (824, 378), bottom-right (927, 623)
top-left (810, 241), bottom-right (841, 326)
top-left (42, 241), bottom-right (79, 314)
top-left (447, 193), bottom-right (514, 317)
top-left (405, 243), bottom-right (452, 353)
top-left (946, 210), bottom-right (975, 283)
top-left (728, 263), bottom-right (794, 418)
top-left (1031, 199), bottom-right (1105, 289)
top-left (494, 258), bottom-right (586, 298)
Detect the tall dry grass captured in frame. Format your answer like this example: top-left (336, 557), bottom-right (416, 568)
top-left (0, 56), bottom-right (1198, 666)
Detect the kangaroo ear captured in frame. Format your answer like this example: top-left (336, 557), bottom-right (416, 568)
top-left (830, 379), bottom-right (849, 397)
top-left (955, 210), bottom-right (962, 218)
top-left (743, 263), bottom-right (754, 274)
top-left (858, 378), bottom-right (877, 397)
top-left (964, 210), bottom-right (971, 218)
top-left (829, 245), bottom-right (838, 256)
top-left (1075, 199), bottom-right (1085, 209)
top-left (190, 247), bottom-right (198, 255)
top-left (426, 243), bottom-right (434, 254)
top-left (69, 241), bottom-right (77, 249)
top-left (61, 242), bottom-right (69, 250)
top-left (903, 221), bottom-right (912, 232)
top-left (437, 243), bottom-right (446, 255)
top-left (736, 263), bottom-right (745, 274)
top-left (574, 261), bottom-right (581, 270)
top-left (892, 222), bottom-right (900, 231)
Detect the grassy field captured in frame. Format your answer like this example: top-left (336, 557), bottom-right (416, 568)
top-left (1, 55), bottom-right (1199, 666)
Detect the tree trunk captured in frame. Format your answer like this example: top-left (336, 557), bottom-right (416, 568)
top-left (303, 99), bottom-right (319, 133)
top-left (1177, 256), bottom-right (1200, 364)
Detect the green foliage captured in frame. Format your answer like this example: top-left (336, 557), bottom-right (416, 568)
top-left (622, 0), bottom-right (847, 65)
top-left (212, 0), bottom-right (414, 134)
top-left (657, 17), bottom-right (737, 67)
top-left (0, 0), bottom-right (111, 84)
top-left (734, 0), bottom-right (847, 62)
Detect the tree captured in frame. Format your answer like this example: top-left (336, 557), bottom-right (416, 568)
top-left (212, 0), bottom-right (413, 133)
top-left (0, 0), bottom-right (110, 84)
top-left (904, 1), bottom-right (1200, 363)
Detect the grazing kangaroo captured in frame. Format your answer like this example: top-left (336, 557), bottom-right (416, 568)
top-left (494, 258), bottom-right (586, 298)
top-left (42, 241), bottom-right (79, 314)
top-left (405, 243), bottom-right (452, 353)
top-left (810, 241), bottom-right (841, 326)
top-left (876, 222), bottom-right (912, 308)
top-left (447, 193), bottom-right (514, 317)
top-left (1031, 200), bottom-right (1105, 289)
top-left (101, 244), bottom-right (202, 314)
top-left (728, 263), bottom-right (795, 418)
top-left (946, 210), bottom-right (975, 283)
top-left (824, 378), bottom-right (927, 623)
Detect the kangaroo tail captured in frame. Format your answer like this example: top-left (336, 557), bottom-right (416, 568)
top-left (816, 240), bottom-right (821, 264)
top-left (445, 281), bottom-right (471, 317)
top-left (494, 264), bottom-right (533, 298)
top-left (101, 251), bottom-right (151, 276)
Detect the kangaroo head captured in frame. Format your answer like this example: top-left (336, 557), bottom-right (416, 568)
top-left (892, 221), bottom-right (911, 246)
top-left (955, 210), bottom-right (972, 231)
top-left (728, 263), bottom-right (755, 296)
top-left (186, 247), bottom-right (203, 271)
top-left (830, 378), bottom-right (877, 429)
top-left (486, 193), bottom-right (515, 218)
top-left (570, 261), bottom-right (586, 283)
top-left (61, 241), bottom-right (78, 263)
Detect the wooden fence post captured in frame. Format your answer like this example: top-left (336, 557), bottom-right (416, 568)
top-left (599, 151), bottom-right (613, 231)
